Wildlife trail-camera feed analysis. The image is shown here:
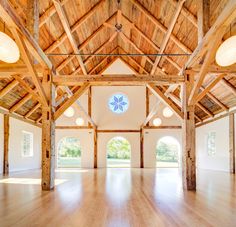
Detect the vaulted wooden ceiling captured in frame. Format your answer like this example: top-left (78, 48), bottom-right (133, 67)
top-left (0, 0), bottom-right (236, 126)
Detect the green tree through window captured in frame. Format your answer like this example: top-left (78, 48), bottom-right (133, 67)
top-left (107, 137), bottom-right (131, 167)
top-left (58, 137), bottom-right (81, 168)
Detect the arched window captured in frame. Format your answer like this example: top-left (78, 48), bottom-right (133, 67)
top-left (156, 136), bottom-right (180, 168)
top-left (57, 137), bottom-right (81, 168)
top-left (107, 136), bottom-right (131, 167)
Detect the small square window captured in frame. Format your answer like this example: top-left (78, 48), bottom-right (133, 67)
top-left (206, 131), bottom-right (216, 156)
top-left (22, 131), bottom-right (33, 157)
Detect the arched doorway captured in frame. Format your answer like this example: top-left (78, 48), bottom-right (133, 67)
top-left (156, 136), bottom-right (180, 168)
top-left (107, 136), bottom-right (131, 168)
top-left (57, 137), bottom-right (82, 168)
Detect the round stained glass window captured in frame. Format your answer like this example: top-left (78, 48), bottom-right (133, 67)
top-left (108, 93), bottom-right (129, 114)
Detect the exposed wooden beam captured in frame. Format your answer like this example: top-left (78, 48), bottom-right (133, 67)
top-left (25, 102), bottom-right (41, 119)
top-left (185, 0), bottom-right (236, 68)
top-left (147, 83), bottom-right (183, 119)
top-left (143, 125), bottom-right (182, 129)
top-left (194, 74), bottom-right (226, 104)
top-left (130, 0), bottom-right (192, 54)
top-left (26, 0), bottom-right (39, 43)
top-left (3, 114), bottom-right (9, 175)
top-left (11, 28), bottom-right (48, 107)
top-left (53, 74), bottom-right (184, 86)
top-left (151, 0), bottom-right (185, 74)
top-left (94, 127), bottom-right (98, 168)
top-left (41, 72), bottom-right (55, 190)
top-left (39, 0), bottom-right (69, 27)
top-left (12, 75), bottom-right (43, 104)
top-left (54, 83), bottom-right (90, 120)
top-left (220, 78), bottom-right (236, 96)
top-left (197, 0), bottom-right (210, 43)
top-left (196, 103), bottom-right (214, 117)
top-left (9, 92), bottom-right (34, 113)
top-left (53, 0), bottom-right (87, 75)
top-left (181, 74), bottom-right (196, 190)
top-left (0, 0), bottom-right (52, 69)
top-left (188, 34), bottom-right (225, 105)
top-left (229, 113), bottom-right (235, 174)
top-left (0, 80), bottom-right (19, 99)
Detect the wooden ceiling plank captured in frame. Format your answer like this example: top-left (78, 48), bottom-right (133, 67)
top-left (151, 0), bottom-right (185, 75)
top-left (9, 93), bottom-right (33, 113)
top-left (147, 83), bottom-right (183, 119)
top-left (220, 78), bottom-right (236, 96)
top-left (12, 75), bottom-right (43, 104)
top-left (130, 0), bottom-right (192, 54)
top-left (196, 102), bottom-right (214, 117)
top-left (25, 102), bottom-right (41, 118)
top-left (0, 80), bottom-right (20, 99)
top-left (53, 0), bottom-right (87, 75)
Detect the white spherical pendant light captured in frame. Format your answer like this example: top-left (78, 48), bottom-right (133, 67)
top-left (0, 32), bottom-right (20, 63)
top-left (163, 107), bottom-right (173, 118)
top-left (153, 118), bottom-right (162, 126)
top-left (64, 107), bottom-right (74, 117)
top-left (216, 35), bottom-right (236, 67)
top-left (76, 117), bottom-right (84, 126)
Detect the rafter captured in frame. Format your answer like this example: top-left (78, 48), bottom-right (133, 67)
top-left (25, 102), bottom-right (41, 118)
top-left (54, 83), bottom-right (90, 120)
top-left (53, 0), bottom-right (87, 75)
top-left (220, 78), bottom-right (236, 96)
top-left (0, 80), bottom-right (20, 99)
top-left (147, 83), bottom-right (183, 119)
top-left (196, 103), bottom-right (214, 117)
top-left (130, 0), bottom-right (192, 54)
top-left (151, 0), bottom-right (185, 74)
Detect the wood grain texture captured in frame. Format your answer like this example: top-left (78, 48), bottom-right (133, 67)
top-left (0, 168), bottom-right (235, 226)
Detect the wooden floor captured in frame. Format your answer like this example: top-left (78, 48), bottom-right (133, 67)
top-left (0, 168), bottom-right (236, 227)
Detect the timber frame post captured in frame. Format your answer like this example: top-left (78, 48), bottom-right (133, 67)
top-left (229, 113), bottom-right (235, 174)
top-left (182, 73), bottom-right (196, 190)
top-left (41, 70), bottom-right (56, 190)
top-left (94, 126), bottom-right (98, 168)
top-left (3, 114), bottom-right (9, 175)
top-left (140, 127), bottom-right (144, 168)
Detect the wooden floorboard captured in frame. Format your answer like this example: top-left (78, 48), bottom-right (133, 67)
top-left (0, 168), bottom-right (235, 227)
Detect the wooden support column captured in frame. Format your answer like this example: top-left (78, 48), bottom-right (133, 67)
top-left (146, 87), bottom-right (149, 126)
top-left (41, 71), bottom-right (55, 190)
top-left (3, 114), bottom-right (9, 175)
top-left (94, 127), bottom-right (98, 168)
top-left (182, 74), bottom-right (196, 190)
top-left (229, 113), bottom-right (235, 173)
top-left (140, 128), bottom-right (144, 168)
top-left (88, 86), bottom-right (92, 128)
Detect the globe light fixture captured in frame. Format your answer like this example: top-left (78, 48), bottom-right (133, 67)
top-left (215, 35), bottom-right (236, 67)
top-left (0, 32), bottom-right (20, 63)
top-left (153, 118), bottom-right (162, 126)
top-left (163, 107), bottom-right (173, 118)
top-left (63, 107), bottom-right (74, 117)
top-left (76, 117), bottom-right (84, 126)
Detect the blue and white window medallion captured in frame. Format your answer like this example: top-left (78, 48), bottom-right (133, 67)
top-left (108, 93), bottom-right (129, 114)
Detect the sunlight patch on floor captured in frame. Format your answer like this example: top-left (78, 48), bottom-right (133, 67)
top-left (0, 178), bottom-right (67, 185)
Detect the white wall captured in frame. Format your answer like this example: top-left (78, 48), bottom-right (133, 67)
top-left (144, 129), bottom-right (182, 168)
top-left (196, 116), bottom-right (230, 172)
top-left (55, 129), bottom-right (94, 168)
top-left (8, 118), bottom-right (42, 172)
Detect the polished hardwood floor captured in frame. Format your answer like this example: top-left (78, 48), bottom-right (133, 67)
top-left (0, 168), bottom-right (236, 227)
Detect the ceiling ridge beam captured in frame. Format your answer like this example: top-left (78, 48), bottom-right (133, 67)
top-left (151, 0), bottom-right (185, 74)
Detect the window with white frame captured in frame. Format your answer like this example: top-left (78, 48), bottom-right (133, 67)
top-left (22, 131), bottom-right (33, 157)
top-left (207, 131), bottom-right (216, 156)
